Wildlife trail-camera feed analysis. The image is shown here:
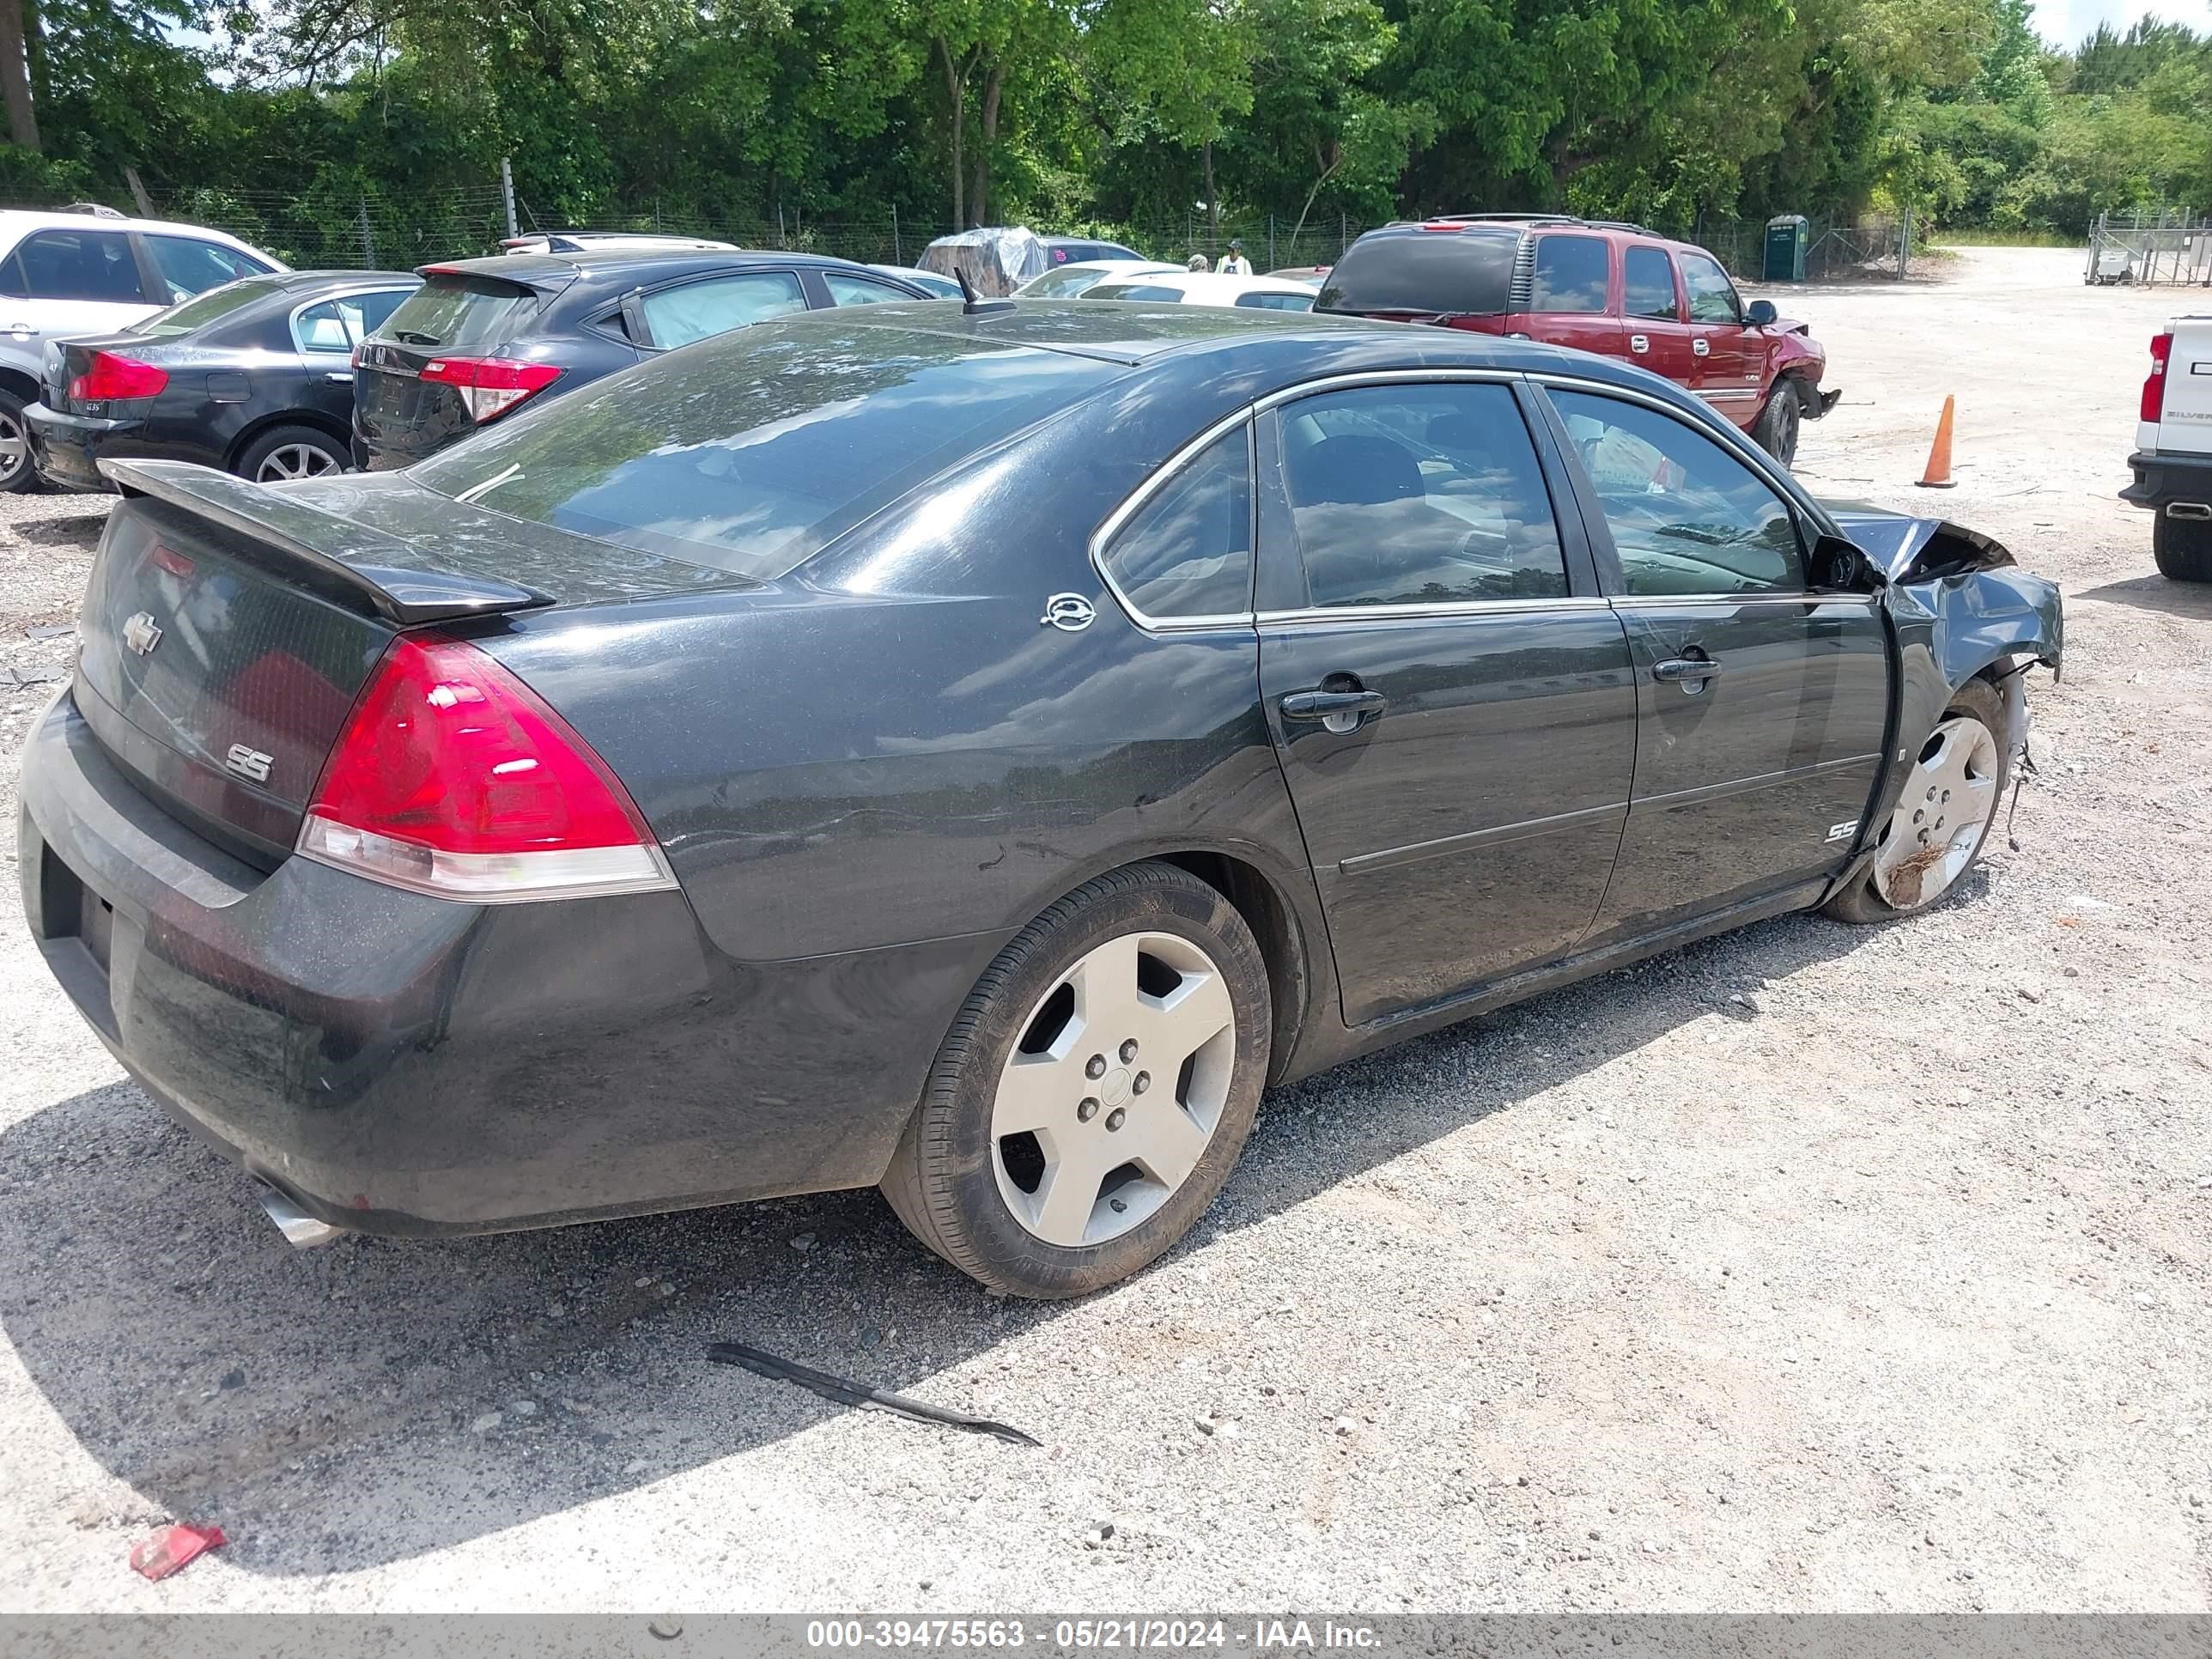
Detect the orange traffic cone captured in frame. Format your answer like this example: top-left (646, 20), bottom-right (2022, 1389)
top-left (1916, 395), bottom-right (1957, 489)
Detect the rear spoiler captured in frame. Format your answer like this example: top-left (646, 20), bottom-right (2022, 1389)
top-left (99, 459), bottom-right (554, 627)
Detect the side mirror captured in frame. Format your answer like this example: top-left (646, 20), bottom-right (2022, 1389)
top-left (1812, 532), bottom-right (1880, 591)
top-left (1745, 298), bottom-right (1778, 328)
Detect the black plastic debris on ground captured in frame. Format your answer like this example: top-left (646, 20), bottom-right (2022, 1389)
top-left (706, 1340), bottom-right (1040, 1447)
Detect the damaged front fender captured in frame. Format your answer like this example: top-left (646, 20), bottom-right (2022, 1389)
top-left (1819, 502), bottom-right (2063, 884)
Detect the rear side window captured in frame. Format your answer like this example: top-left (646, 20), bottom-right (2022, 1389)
top-left (414, 326), bottom-right (1121, 580)
top-left (1316, 228), bottom-right (1519, 317)
top-left (1623, 247), bottom-right (1680, 321)
top-left (1091, 283), bottom-right (1182, 301)
top-left (294, 289), bottom-right (413, 353)
top-left (1101, 429), bottom-right (1252, 620)
top-left (1277, 382), bottom-right (1568, 607)
top-left (640, 270), bottom-right (806, 348)
top-left (1530, 235), bottom-right (1610, 314)
top-left (1680, 251), bottom-right (1741, 324)
top-left (144, 235), bottom-right (271, 302)
top-left (1234, 291), bottom-right (1312, 312)
top-left (376, 276), bottom-right (538, 352)
top-left (3, 228), bottom-right (145, 302)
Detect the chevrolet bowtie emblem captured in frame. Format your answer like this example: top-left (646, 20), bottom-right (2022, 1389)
top-left (123, 611), bottom-right (163, 656)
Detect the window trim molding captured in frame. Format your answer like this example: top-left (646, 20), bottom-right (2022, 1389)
top-left (1088, 404), bottom-right (1259, 632)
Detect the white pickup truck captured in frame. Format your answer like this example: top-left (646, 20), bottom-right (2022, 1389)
top-left (2126, 314), bottom-right (2212, 580)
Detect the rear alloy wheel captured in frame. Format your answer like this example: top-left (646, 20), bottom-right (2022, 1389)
top-left (882, 861), bottom-right (1272, 1297)
top-left (0, 391), bottom-right (40, 493)
top-left (237, 425), bottom-right (348, 485)
top-left (2153, 510), bottom-right (2212, 582)
top-left (1826, 678), bottom-right (2007, 923)
top-left (1753, 382), bottom-right (1803, 467)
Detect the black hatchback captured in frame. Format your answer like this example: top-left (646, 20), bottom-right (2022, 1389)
top-left (27, 269), bottom-right (419, 489)
top-left (351, 249), bottom-right (936, 469)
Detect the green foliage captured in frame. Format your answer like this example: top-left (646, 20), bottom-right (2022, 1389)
top-left (1, 0), bottom-right (2202, 249)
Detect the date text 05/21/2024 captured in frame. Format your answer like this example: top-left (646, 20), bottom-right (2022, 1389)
top-left (804, 1620), bottom-right (1384, 1650)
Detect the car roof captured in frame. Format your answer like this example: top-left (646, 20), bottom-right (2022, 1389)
top-left (0, 210), bottom-right (282, 261)
top-left (422, 248), bottom-right (904, 286)
top-left (266, 268), bottom-right (421, 291)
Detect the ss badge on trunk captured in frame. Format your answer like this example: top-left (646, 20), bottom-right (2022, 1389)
top-left (224, 744), bottom-right (274, 784)
top-left (123, 611), bottom-right (163, 656)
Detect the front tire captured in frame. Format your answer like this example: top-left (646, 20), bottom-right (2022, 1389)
top-left (882, 861), bottom-right (1273, 1297)
top-left (1826, 678), bottom-right (2008, 924)
top-left (2153, 511), bottom-right (2212, 582)
top-left (1753, 381), bottom-right (1803, 467)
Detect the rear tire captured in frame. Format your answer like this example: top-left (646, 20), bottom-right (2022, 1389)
top-left (1825, 678), bottom-right (2008, 924)
top-left (235, 424), bottom-right (349, 485)
top-left (881, 861), bottom-right (1273, 1297)
top-left (0, 390), bottom-right (43, 493)
top-left (2153, 512), bottom-right (2212, 582)
top-left (1752, 381), bottom-right (1803, 467)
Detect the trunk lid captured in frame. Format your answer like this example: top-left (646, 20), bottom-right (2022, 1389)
top-left (2152, 315), bottom-right (2212, 457)
top-left (73, 461), bottom-right (561, 865)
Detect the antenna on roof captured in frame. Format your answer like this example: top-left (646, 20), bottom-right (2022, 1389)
top-left (955, 265), bottom-right (1016, 317)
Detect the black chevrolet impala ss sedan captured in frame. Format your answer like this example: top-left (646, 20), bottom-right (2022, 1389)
top-left (17, 301), bottom-right (2061, 1296)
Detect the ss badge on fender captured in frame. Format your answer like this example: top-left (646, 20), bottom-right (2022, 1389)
top-left (225, 744), bottom-right (274, 784)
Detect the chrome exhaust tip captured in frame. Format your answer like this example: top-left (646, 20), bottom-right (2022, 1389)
top-left (255, 1182), bottom-right (344, 1249)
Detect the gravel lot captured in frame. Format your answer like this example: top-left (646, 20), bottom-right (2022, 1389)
top-left (0, 246), bottom-right (2205, 1613)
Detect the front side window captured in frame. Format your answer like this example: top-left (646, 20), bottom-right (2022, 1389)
top-left (823, 271), bottom-right (913, 307)
top-left (144, 235), bottom-right (271, 302)
top-left (1276, 382), bottom-right (1568, 608)
top-left (1623, 246), bottom-right (1680, 321)
top-left (1101, 428), bottom-right (1252, 619)
top-left (1529, 234), bottom-right (1610, 314)
top-left (1679, 251), bottom-right (1741, 324)
top-left (1551, 389), bottom-right (1802, 594)
top-left (1233, 291), bottom-right (1313, 312)
top-left (639, 270), bottom-right (806, 349)
top-left (8, 229), bottom-right (145, 303)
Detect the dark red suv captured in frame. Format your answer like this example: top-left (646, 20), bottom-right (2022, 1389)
top-left (1316, 216), bottom-right (1838, 465)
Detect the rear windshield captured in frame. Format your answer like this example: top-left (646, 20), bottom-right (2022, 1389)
top-left (1316, 228), bottom-right (1520, 316)
top-left (132, 276), bottom-right (286, 338)
top-left (374, 274), bottom-right (538, 351)
top-left (413, 320), bottom-right (1123, 580)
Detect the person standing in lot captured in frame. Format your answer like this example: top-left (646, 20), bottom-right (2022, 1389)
top-left (1187, 252), bottom-right (1211, 271)
top-left (1217, 239), bottom-right (1251, 275)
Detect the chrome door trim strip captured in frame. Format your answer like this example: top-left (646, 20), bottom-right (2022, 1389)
top-left (1607, 592), bottom-right (1882, 610)
top-left (1258, 595), bottom-right (1613, 625)
top-left (1639, 752), bottom-right (1882, 812)
top-left (1339, 799), bottom-right (1629, 878)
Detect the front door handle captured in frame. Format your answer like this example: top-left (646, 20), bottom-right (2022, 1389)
top-left (1653, 656), bottom-right (1723, 683)
top-left (1628, 333), bottom-right (1649, 354)
top-left (4, 322), bottom-right (37, 336)
top-left (1280, 688), bottom-right (1387, 725)
top-left (1692, 337), bottom-right (1711, 358)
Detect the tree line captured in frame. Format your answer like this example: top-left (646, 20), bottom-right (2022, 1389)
top-left (0, 0), bottom-right (2205, 250)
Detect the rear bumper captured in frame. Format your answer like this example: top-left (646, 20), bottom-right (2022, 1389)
top-left (19, 687), bottom-right (968, 1237)
top-left (2121, 447), bottom-right (2212, 510)
top-left (25, 401), bottom-right (139, 493)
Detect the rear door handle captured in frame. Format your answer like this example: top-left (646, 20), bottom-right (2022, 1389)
top-left (324, 370), bottom-right (355, 384)
top-left (1692, 338), bottom-right (1711, 358)
top-left (1653, 657), bottom-right (1723, 683)
top-left (1280, 688), bottom-right (1387, 723)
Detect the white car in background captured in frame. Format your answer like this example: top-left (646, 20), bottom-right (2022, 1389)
top-left (498, 232), bottom-right (738, 255)
top-left (1015, 258), bottom-right (1184, 298)
top-left (868, 263), bottom-right (964, 299)
top-left (1082, 270), bottom-right (1319, 312)
top-left (0, 208), bottom-right (285, 491)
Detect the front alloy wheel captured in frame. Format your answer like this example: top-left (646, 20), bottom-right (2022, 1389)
top-left (1826, 678), bottom-right (2008, 924)
top-left (882, 861), bottom-right (1272, 1297)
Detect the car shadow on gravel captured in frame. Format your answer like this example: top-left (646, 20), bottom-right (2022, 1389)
top-left (10, 513), bottom-right (107, 550)
top-left (0, 910), bottom-right (1861, 1577)
top-left (2075, 573), bottom-right (2212, 620)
